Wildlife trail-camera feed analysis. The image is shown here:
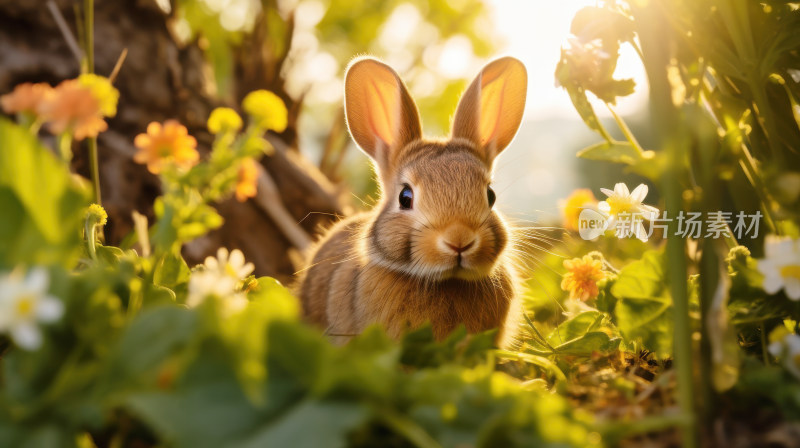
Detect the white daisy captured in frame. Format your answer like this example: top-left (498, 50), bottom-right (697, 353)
top-left (598, 183), bottom-right (659, 242)
top-left (768, 333), bottom-right (800, 379)
top-left (187, 248), bottom-right (254, 313)
top-left (0, 268), bottom-right (64, 350)
top-left (757, 236), bottom-right (800, 300)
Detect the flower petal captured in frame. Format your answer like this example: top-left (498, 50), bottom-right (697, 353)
top-left (761, 272), bottom-right (784, 294)
top-left (36, 296), bottom-right (64, 322)
top-left (784, 277), bottom-right (800, 301)
top-left (600, 188), bottom-right (614, 198)
top-left (11, 322), bottom-right (42, 350)
top-left (630, 184), bottom-right (648, 202)
top-left (614, 183), bottom-right (629, 196)
top-left (24, 268), bottom-right (49, 294)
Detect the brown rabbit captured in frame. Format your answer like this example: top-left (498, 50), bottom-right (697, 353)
top-left (296, 56), bottom-right (528, 347)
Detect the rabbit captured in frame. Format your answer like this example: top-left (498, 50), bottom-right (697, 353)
top-left (295, 56), bottom-right (528, 348)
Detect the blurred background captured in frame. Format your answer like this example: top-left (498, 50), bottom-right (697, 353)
top-left (0, 0), bottom-right (655, 281)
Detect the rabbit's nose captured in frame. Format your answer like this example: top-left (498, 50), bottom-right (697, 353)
top-left (445, 240), bottom-right (475, 254)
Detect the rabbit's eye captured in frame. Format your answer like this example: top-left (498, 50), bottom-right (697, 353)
top-left (399, 185), bottom-right (414, 209)
top-left (487, 187), bottom-right (496, 208)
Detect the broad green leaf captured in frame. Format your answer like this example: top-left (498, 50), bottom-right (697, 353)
top-left (611, 250), bottom-right (674, 357)
top-left (154, 250), bottom-right (191, 289)
top-left (0, 119), bottom-right (90, 268)
top-left (105, 306), bottom-right (198, 385)
top-left (547, 311), bottom-right (603, 347)
top-left (239, 401), bottom-right (367, 448)
top-left (552, 332), bottom-right (620, 356)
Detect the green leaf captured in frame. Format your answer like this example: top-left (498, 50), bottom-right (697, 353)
top-left (577, 141), bottom-right (642, 165)
top-left (154, 250), bottom-right (191, 289)
top-left (105, 305), bottom-right (198, 385)
top-left (552, 332), bottom-right (620, 356)
top-left (611, 250), bottom-right (674, 357)
top-left (0, 118), bottom-right (90, 268)
top-left (239, 401), bottom-right (367, 448)
top-left (546, 311), bottom-right (603, 347)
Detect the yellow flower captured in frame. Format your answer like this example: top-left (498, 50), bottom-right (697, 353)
top-left (77, 74), bottom-right (119, 118)
top-left (0, 82), bottom-right (54, 116)
top-left (561, 252), bottom-right (608, 301)
top-left (242, 90), bottom-right (288, 132)
top-left (133, 120), bottom-right (199, 174)
top-left (39, 79), bottom-right (108, 140)
top-left (207, 107), bottom-right (243, 134)
top-left (235, 158), bottom-right (259, 202)
top-left (559, 188), bottom-right (597, 232)
top-left (86, 204), bottom-right (108, 226)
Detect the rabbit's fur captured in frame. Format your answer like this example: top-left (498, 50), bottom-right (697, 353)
top-left (296, 56), bottom-right (528, 347)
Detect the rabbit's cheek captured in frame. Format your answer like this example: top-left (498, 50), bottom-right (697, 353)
top-left (371, 211), bottom-right (416, 264)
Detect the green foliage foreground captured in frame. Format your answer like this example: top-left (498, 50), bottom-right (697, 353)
top-left (0, 117), bottom-right (598, 447)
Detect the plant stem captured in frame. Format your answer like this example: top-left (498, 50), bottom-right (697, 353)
top-left (58, 133), bottom-right (73, 162)
top-left (606, 103), bottom-right (645, 154)
top-left (82, 0), bottom-right (102, 206)
top-left (633, 2), bottom-right (697, 446)
top-left (85, 220), bottom-right (98, 261)
top-left (84, 0), bottom-right (94, 73)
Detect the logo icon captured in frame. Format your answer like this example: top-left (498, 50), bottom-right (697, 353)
top-left (578, 208), bottom-right (608, 240)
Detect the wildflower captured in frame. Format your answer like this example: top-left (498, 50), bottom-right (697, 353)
top-left (133, 120), bottom-right (199, 174)
top-left (235, 158), bottom-right (259, 202)
top-left (560, 188), bottom-right (598, 231)
top-left (757, 236), bottom-right (800, 300)
top-left (242, 90), bottom-right (288, 132)
top-left (561, 251), bottom-right (609, 301)
top-left (187, 248), bottom-right (254, 314)
top-left (598, 183), bottom-right (659, 241)
top-left (40, 79), bottom-right (108, 140)
top-left (0, 268), bottom-right (64, 350)
top-left (0, 82), bottom-right (54, 116)
top-left (86, 203), bottom-right (108, 227)
top-left (768, 332), bottom-right (800, 379)
top-left (77, 74), bottom-right (119, 118)
top-left (207, 107), bottom-right (243, 134)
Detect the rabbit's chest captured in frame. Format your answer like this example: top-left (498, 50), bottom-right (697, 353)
top-left (355, 265), bottom-right (515, 340)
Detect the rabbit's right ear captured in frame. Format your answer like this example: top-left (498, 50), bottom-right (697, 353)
top-left (344, 57), bottom-right (422, 174)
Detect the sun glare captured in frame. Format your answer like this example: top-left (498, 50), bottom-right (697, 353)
top-left (486, 0), bottom-right (647, 120)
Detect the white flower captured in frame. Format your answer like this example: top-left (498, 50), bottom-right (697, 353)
top-left (757, 236), bottom-right (800, 300)
top-left (202, 247), bottom-right (254, 280)
top-left (0, 268), bottom-right (64, 350)
top-left (187, 248), bottom-right (254, 313)
top-left (598, 183), bottom-right (659, 242)
top-left (768, 333), bottom-right (800, 379)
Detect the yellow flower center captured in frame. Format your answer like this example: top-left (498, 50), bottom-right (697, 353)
top-left (780, 265), bottom-right (800, 281)
top-left (606, 196), bottom-right (635, 216)
top-left (15, 295), bottom-right (36, 318)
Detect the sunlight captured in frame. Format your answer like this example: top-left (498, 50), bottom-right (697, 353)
top-left (486, 0), bottom-right (648, 120)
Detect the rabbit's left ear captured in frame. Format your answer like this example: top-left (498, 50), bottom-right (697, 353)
top-left (451, 57), bottom-right (527, 163)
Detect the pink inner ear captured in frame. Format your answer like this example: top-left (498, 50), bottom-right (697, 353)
top-left (365, 78), bottom-right (397, 147)
top-left (478, 76), bottom-right (507, 145)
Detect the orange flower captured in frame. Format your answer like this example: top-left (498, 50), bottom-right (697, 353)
top-left (0, 82), bottom-right (54, 115)
top-left (561, 252), bottom-right (608, 301)
top-left (559, 188), bottom-right (598, 231)
top-left (39, 79), bottom-right (107, 140)
top-left (235, 158), bottom-right (259, 202)
top-left (133, 120), bottom-right (199, 174)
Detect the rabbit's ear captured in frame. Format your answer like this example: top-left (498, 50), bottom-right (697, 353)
top-left (451, 57), bottom-right (527, 163)
top-left (344, 57), bottom-right (422, 172)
